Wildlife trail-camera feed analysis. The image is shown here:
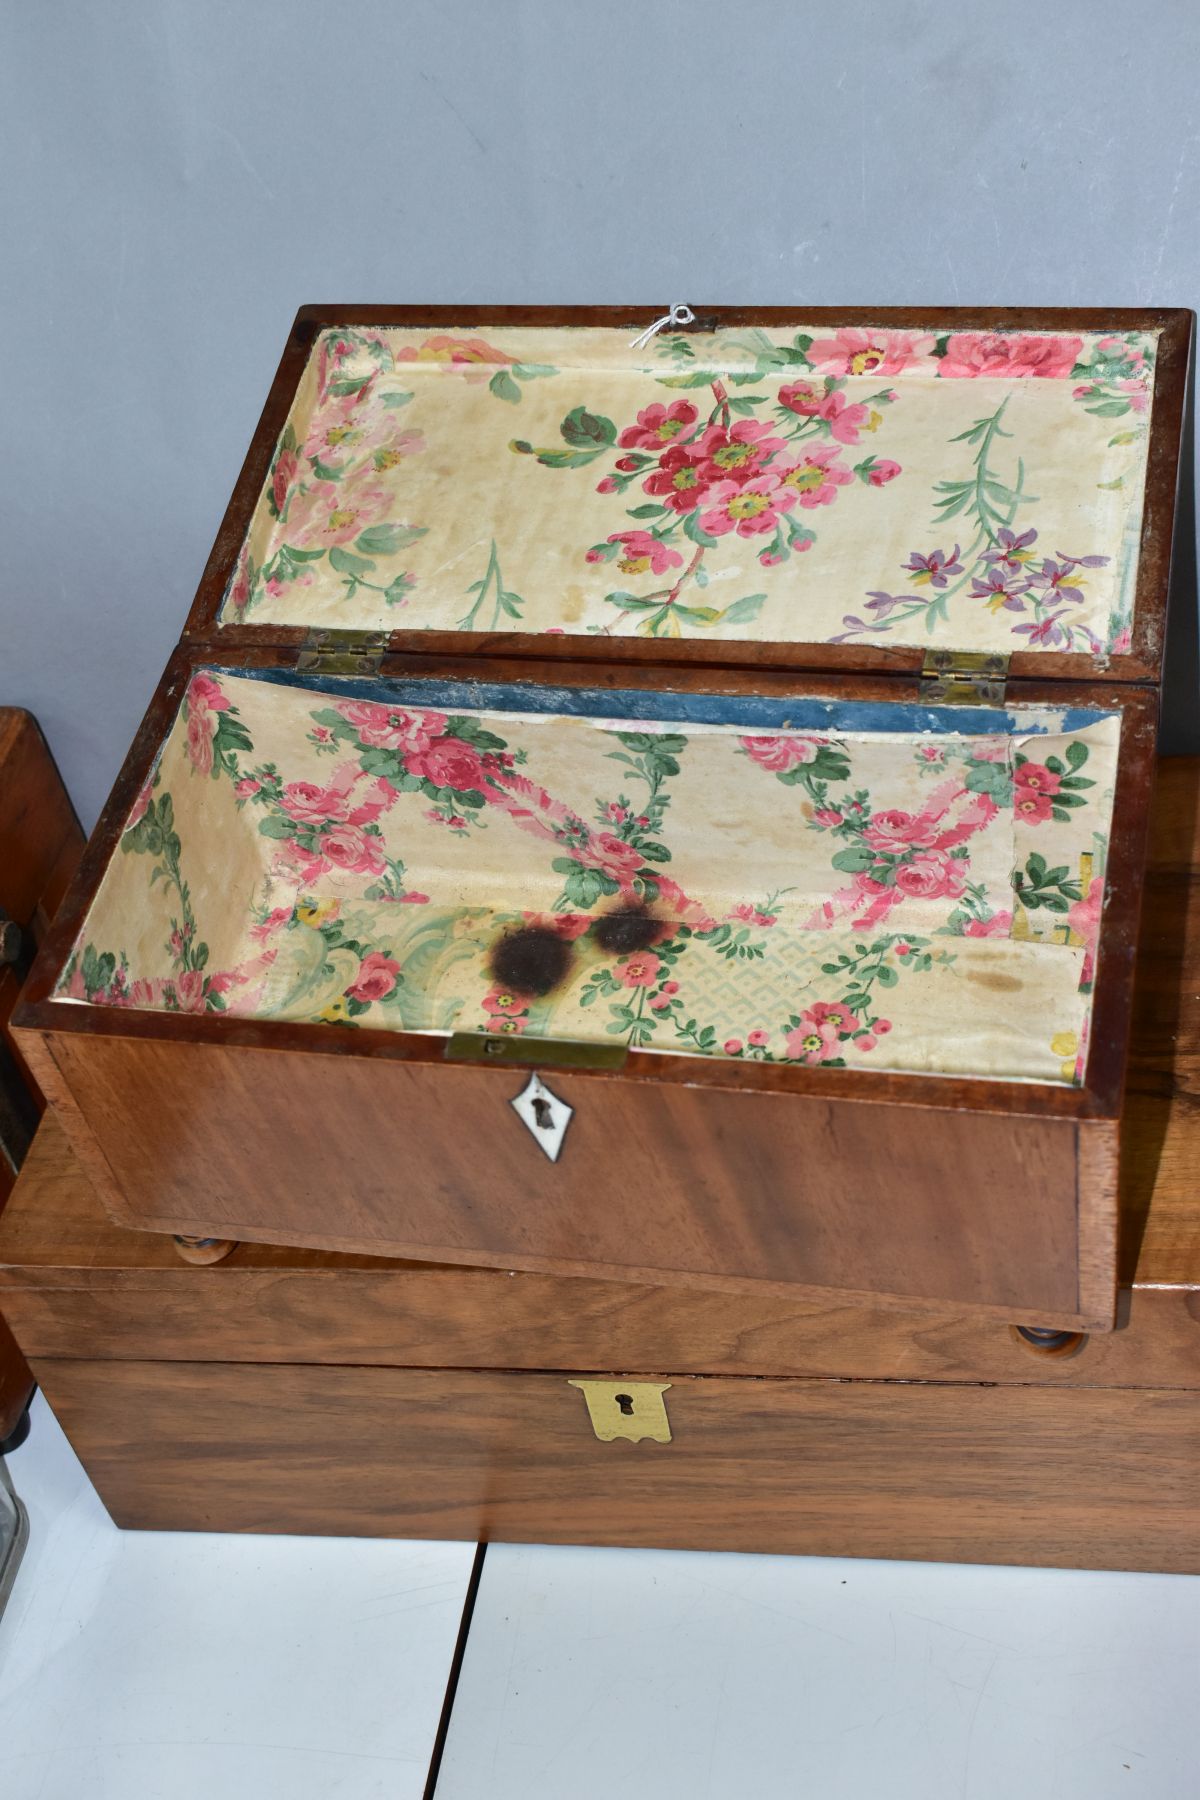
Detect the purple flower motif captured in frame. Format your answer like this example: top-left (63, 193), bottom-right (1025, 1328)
top-left (832, 614), bottom-right (874, 641)
top-left (969, 570), bottom-right (1029, 612)
top-left (1013, 611), bottom-right (1071, 648)
top-left (1027, 559), bottom-right (1088, 604)
top-left (863, 590), bottom-right (922, 618)
top-left (1054, 551), bottom-right (1110, 571)
top-left (1011, 612), bottom-right (1101, 653)
top-left (981, 526), bottom-right (1039, 571)
top-left (903, 545), bottom-right (964, 588)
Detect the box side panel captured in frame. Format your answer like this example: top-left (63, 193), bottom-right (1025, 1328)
top-left (38, 1030), bottom-right (1088, 1321)
top-left (34, 1359), bottom-right (1200, 1573)
top-left (1, 1268), bottom-right (1194, 1389)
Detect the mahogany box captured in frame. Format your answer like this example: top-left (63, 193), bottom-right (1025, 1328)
top-left (12, 306), bottom-right (1194, 1333)
top-left (1, 759), bottom-right (1198, 1570)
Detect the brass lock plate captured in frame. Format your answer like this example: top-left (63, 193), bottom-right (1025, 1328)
top-left (568, 1380), bottom-right (672, 1444)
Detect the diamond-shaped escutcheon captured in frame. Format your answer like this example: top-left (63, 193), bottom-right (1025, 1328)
top-left (510, 1072), bottom-right (573, 1162)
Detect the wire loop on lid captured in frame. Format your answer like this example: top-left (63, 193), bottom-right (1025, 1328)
top-left (630, 303), bottom-right (696, 350)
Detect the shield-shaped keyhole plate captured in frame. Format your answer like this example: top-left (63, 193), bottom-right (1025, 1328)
top-left (511, 1073), bottom-right (573, 1162)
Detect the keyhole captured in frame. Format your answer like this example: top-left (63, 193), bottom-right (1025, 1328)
top-left (531, 1096), bottom-right (555, 1130)
top-left (615, 1393), bottom-right (635, 1416)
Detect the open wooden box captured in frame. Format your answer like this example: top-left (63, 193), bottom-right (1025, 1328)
top-left (14, 306), bottom-right (1192, 1329)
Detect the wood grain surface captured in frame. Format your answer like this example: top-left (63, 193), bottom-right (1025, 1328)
top-left (0, 707), bottom-right (84, 1440)
top-left (34, 1358), bottom-right (1200, 1573)
top-left (2, 1108), bottom-right (1197, 1387)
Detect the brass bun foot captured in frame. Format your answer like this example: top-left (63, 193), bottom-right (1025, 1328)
top-left (172, 1234), bottom-right (237, 1266)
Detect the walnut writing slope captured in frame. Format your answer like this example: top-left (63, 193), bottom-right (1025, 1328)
top-left (14, 306), bottom-right (1193, 1329)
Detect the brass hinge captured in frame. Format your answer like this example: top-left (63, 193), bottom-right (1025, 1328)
top-left (568, 1380), bottom-right (673, 1444)
top-left (445, 1031), bottom-right (628, 1071)
top-left (296, 629), bottom-right (388, 677)
top-left (920, 649), bottom-right (1009, 705)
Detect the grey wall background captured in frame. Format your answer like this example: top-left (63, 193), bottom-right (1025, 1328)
top-left (2, 0), bottom-right (1196, 829)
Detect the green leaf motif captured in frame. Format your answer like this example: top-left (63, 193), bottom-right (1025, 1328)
top-left (719, 593), bottom-right (767, 626)
top-left (831, 845), bottom-right (875, 874)
top-left (489, 369), bottom-right (522, 405)
top-left (560, 406), bottom-right (616, 451)
top-left (355, 522), bottom-right (428, 556)
top-left (329, 546), bottom-right (376, 576)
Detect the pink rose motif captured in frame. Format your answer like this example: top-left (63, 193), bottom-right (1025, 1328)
top-left (1117, 377), bottom-right (1148, 414)
top-left (485, 1015), bottom-right (527, 1034)
top-left (173, 970), bottom-right (209, 1014)
top-left (893, 850), bottom-right (965, 902)
top-left (641, 444), bottom-right (708, 512)
top-left (1111, 626), bottom-right (1133, 654)
top-left (1068, 877), bottom-right (1104, 950)
top-left (785, 1001), bottom-right (853, 1064)
top-left (394, 334), bottom-right (512, 378)
top-left (813, 807), bottom-right (843, 827)
top-left (550, 912), bottom-right (595, 942)
top-left (406, 735), bottom-right (488, 793)
top-left (724, 1038), bottom-right (744, 1055)
top-left (250, 905), bottom-right (293, 942)
top-left (235, 777), bottom-right (261, 798)
top-left (280, 779), bottom-right (351, 827)
top-left (775, 446), bottom-right (854, 509)
top-left (748, 1029), bottom-right (770, 1048)
top-left (483, 988), bottom-right (528, 1014)
top-left (694, 419), bottom-right (788, 484)
top-left (740, 734), bottom-right (821, 773)
top-left (864, 809), bottom-right (938, 852)
top-left (808, 1000), bottom-right (855, 1033)
top-left (777, 382), bottom-right (871, 444)
top-left (806, 328), bottom-right (939, 377)
top-left (939, 333), bottom-right (1083, 380)
top-left (125, 780), bottom-right (153, 832)
top-left (581, 830), bottom-right (645, 881)
top-left (186, 709), bottom-right (217, 777)
top-left (728, 903), bottom-right (778, 927)
top-left (320, 824), bottom-right (387, 876)
top-left (1016, 762), bottom-right (1061, 796)
top-left (188, 673), bottom-right (230, 716)
top-left (617, 400), bottom-right (700, 450)
top-left (700, 475), bottom-right (795, 538)
top-left (777, 379), bottom-right (827, 418)
top-left (272, 446), bottom-right (299, 515)
top-left (864, 459), bottom-right (901, 487)
top-left (963, 911), bottom-right (1013, 938)
top-left (1014, 762), bottom-right (1061, 824)
top-left (346, 951), bottom-right (401, 1004)
top-left (286, 465), bottom-right (393, 551)
top-left (128, 977), bottom-right (167, 1008)
top-left (227, 547), bottom-right (252, 616)
top-left (617, 952), bottom-right (661, 988)
top-left (603, 531), bottom-right (684, 577)
top-left (338, 701), bottom-right (445, 754)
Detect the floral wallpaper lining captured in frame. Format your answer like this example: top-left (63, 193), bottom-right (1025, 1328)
top-left (222, 323), bottom-right (1156, 654)
top-left (59, 671), bottom-right (1119, 1085)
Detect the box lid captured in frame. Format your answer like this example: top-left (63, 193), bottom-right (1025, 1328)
top-left (187, 306), bottom-right (1191, 684)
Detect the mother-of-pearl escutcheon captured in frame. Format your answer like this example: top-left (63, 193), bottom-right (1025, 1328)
top-left (511, 1072), bottom-right (573, 1162)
